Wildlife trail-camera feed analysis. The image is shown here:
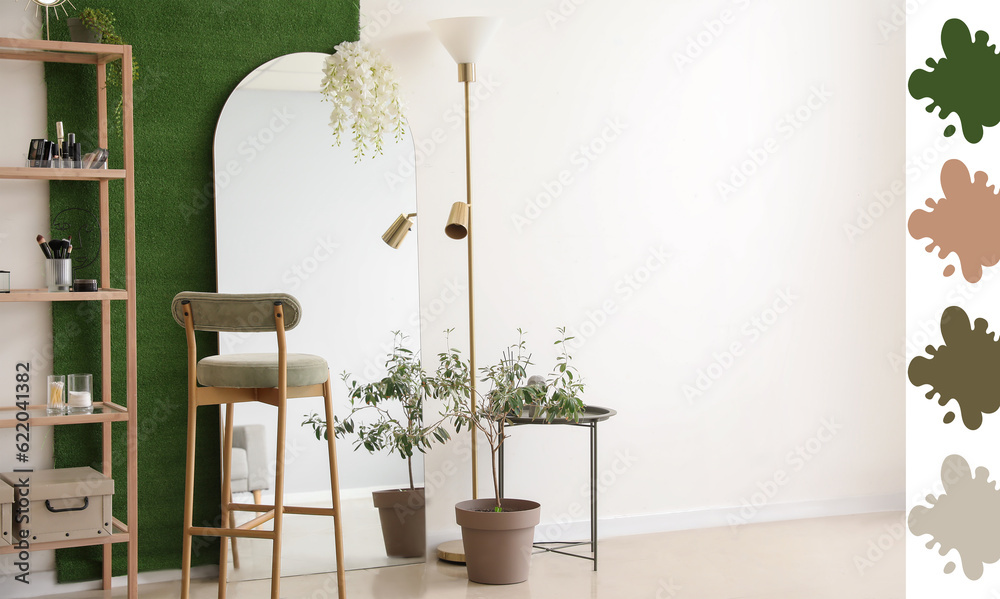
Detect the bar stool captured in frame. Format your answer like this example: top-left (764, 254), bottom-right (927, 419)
top-left (172, 292), bottom-right (346, 599)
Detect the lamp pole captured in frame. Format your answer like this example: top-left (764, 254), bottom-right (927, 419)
top-left (459, 62), bottom-right (478, 499)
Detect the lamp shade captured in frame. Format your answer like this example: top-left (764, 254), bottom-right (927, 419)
top-left (445, 202), bottom-right (469, 240)
top-left (383, 213), bottom-right (415, 249)
top-left (428, 17), bottom-right (502, 64)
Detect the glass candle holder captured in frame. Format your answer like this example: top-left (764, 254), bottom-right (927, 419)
top-left (45, 259), bottom-right (72, 292)
top-left (67, 373), bottom-right (93, 414)
top-left (47, 374), bottom-right (66, 415)
top-left (0, 270), bottom-right (9, 293)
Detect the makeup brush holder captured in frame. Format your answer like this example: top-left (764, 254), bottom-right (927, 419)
top-left (45, 259), bottom-right (72, 292)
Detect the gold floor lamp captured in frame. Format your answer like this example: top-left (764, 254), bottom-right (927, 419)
top-left (428, 15), bottom-right (502, 563)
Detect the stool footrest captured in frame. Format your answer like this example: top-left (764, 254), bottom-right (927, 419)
top-left (238, 509), bottom-right (277, 531)
top-left (189, 526), bottom-right (276, 540)
top-left (230, 503), bottom-right (338, 517)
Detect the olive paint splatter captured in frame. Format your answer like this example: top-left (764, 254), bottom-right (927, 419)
top-left (908, 455), bottom-right (1000, 580)
top-left (909, 18), bottom-right (1000, 144)
top-left (908, 159), bottom-right (1000, 283)
top-left (908, 306), bottom-right (1000, 430)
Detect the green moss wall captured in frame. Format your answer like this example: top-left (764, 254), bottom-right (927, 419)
top-left (45, 0), bottom-right (358, 580)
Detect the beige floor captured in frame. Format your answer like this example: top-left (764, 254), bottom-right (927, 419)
top-left (227, 493), bottom-right (420, 581)
top-left (50, 511), bottom-right (903, 599)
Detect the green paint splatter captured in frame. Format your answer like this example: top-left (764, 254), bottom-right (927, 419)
top-left (908, 306), bottom-right (1000, 430)
top-left (909, 19), bottom-right (1000, 144)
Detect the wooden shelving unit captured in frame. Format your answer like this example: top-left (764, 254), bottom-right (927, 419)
top-left (0, 37), bottom-right (138, 598)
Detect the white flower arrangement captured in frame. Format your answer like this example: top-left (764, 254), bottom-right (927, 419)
top-left (321, 40), bottom-right (406, 161)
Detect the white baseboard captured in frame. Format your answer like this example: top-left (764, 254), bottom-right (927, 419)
top-left (531, 493), bottom-right (905, 544)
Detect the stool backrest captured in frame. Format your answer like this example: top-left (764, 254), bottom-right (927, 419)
top-left (171, 292), bottom-right (302, 332)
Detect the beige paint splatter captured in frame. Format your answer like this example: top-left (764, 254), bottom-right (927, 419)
top-left (908, 159), bottom-right (1000, 283)
top-left (908, 454), bottom-right (1000, 580)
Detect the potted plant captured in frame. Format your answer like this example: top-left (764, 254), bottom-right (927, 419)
top-left (67, 8), bottom-right (138, 133)
top-left (436, 328), bottom-right (585, 584)
top-left (67, 8), bottom-right (111, 43)
top-left (303, 333), bottom-right (451, 558)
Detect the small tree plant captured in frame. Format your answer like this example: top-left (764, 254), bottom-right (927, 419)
top-left (303, 332), bottom-right (451, 490)
top-left (436, 328), bottom-right (586, 511)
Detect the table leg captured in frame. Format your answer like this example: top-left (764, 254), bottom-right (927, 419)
top-left (591, 421), bottom-right (598, 570)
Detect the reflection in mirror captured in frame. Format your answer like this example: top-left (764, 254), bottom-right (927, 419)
top-left (214, 52), bottom-right (422, 579)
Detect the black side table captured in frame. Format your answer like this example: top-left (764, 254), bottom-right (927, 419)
top-left (497, 404), bottom-right (616, 571)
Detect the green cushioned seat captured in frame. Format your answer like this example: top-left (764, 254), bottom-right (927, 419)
top-left (197, 353), bottom-right (329, 388)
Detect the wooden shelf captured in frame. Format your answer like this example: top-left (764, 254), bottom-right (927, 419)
top-left (0, 37), bottom-right (124, 65)
top-left (0, 403), bottom-right (129, 428)
top-left (0, 167), bottom-right (125, 181)
top-left (0, 289), bottom-right (127, 302)
top-left (0, 525), bottom-right (128, 555)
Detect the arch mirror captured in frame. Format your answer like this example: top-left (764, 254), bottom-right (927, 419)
top-left (214, 52), bottom-right (422, 579)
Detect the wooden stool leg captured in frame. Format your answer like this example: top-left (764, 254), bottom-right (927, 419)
top-left (232, 487), bottom-right (258, 569)
top-left (323, 373), bottom-right (347, 599)
top-left (230, 505), bottom-right (240, 570)
top-left (219, 404), bottom-right (235, 599)
top-left (270, 394), bottom-right (287, 599)
top-left (181, 401), bottom-right (198, 599)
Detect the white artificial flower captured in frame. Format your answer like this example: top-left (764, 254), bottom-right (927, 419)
top-left (321, 41), bottom-right (407, 161)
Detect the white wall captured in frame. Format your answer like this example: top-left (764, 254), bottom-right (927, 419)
top-left (0, 3), bottom-right (58, 589)
top-left (0, 0), bottom-right (905, 591)
top-left (359, 0), bottom-right (905, 551)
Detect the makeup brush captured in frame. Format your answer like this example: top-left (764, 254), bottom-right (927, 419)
top-left (48, 239), bottom-right (70, 259)
top-left (37, 234), bottom-right (54, 259)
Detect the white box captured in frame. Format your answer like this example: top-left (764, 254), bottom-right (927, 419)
top-left (0, 467), bottom-right (114, 544)
top-left (0, 477), bottom-right (12, 546)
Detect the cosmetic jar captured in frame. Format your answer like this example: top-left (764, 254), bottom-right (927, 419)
top-left (73, 279), bottom-right (98, 292)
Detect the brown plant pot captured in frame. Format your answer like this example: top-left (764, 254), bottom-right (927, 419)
top-left (372, 487), bottom-right (425, 558)
top-left (455, 498), bottom-right (541, 585)
top-left (67, 18), bottom-right (102, 44)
